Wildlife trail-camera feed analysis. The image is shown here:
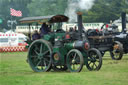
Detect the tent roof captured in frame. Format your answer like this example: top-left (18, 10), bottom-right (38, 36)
top-left (5, 30), bottom-right (15, 34)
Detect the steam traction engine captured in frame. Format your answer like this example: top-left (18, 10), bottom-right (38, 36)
top-left (20, 13), bottom-right (102, 72)
top-left (113, 12), bottom-right (128, 58)
top-left (86, 12), bottom-right (128, 60)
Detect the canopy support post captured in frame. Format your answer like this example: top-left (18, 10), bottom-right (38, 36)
top-left (28, 24), bottom-right (31, 40)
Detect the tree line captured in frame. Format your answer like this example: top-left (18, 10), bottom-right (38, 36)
top-left (0, 0), bottom-right (128, 30)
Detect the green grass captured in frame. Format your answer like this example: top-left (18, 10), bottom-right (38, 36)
top-left (0, 52), bottom-right (128, 85)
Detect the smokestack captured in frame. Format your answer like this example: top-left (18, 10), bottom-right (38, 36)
top-left (77, 12), bottom-right (83, 40)
top-left (121, 12), bottom-right (127, 33)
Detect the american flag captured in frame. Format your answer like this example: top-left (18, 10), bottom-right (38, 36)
top-left (10, 8), bottom-right (22, 17)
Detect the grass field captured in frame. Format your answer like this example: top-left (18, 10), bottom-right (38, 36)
top-left (0, 52), bottom-right (128, 85)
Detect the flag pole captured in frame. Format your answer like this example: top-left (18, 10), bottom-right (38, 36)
top-left (10, 8), bottom-right (22, 31)
top-left (11, 15), bottom-right (13, 31)
top-left (10, 8), bottom-right (13, 31)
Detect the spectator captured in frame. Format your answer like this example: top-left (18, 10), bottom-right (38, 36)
top-left (40, 23), bottom-right (50, 36)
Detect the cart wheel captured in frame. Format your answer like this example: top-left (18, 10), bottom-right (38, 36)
top-left (52, 65), bottom-right (68, 71)
top-left (86, 48), bottom-right (102, 71)
top-left (27, 39), bottom-right (52, 72)
top-left (110, 41), bottom-right (123, 60)
top-left (66, 49), bottom-right (84, 72)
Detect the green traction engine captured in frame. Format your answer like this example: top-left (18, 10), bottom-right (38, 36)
top-left (20, 12), bottom-right (102, 72)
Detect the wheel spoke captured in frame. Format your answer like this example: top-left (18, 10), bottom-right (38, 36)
top-left (43, 45), bottom-right (46, 51)
top-left (67, 49), bottom-right (83, 72)
top-left (36, 60), bottom-right (41, 67)
top-left (87, 48), bottom-right (102, 71)
top-left (88, 61), bottom-right (92, 65)
top-left (28, 40), bottom-right (53, 72)
top-left (73, 53), bottom-right (77, 59)
top-left (43, 50), bottom-right (49, 56)
top-left (92, 63), bottom-right (95, 69)
top-left (34, 49), bottom-right (39, 55)
top-left (94, 63), bottom-right (98, 68)
top-left (40, 44), bottom-right (43, 54)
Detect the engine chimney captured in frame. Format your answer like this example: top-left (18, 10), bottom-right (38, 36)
top-left (121, 12), bottom-right (127, 33)
top-left (77, 12), bottom-right (83, 40)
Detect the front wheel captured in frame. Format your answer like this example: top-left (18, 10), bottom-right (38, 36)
top-left (86, 48), bottom-right (102, 71)
top-left (66, 49), bottom-right (84, 72)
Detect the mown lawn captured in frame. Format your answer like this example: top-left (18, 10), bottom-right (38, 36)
top-left (0, 52), bottom-right (128, 85)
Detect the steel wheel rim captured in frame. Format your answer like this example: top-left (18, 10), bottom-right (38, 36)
top-left (86, 48), bottom-right (102, 71)
top-left (28, 40), bottom-right (52, 72)
top-left (112, 44), bottom-right (121, 58)
top-left (88, 52), bottom-right (100, 70)
top-left (67, 49), bottom-right (83, 72)
top-left (110, 41), bottom-right (123, 60)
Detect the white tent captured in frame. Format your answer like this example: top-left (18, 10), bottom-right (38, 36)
top-left (5, 30), bottom-right (15, 34)
top-left (0, 31), bottom-right (27, 47)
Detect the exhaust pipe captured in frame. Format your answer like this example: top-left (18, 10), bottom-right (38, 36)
top-left (121, 12), bottom-right (127, 33)
top-left (77, 12), bottom-right (83, 40)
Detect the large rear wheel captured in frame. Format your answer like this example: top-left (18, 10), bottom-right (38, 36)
top-left (27, 39), bottom-right (52, 72)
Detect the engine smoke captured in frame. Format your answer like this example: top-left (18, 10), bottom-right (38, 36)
top-left (65, 0), bottom-right (95, 22)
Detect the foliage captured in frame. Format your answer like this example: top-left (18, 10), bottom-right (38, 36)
top-left (83, 0), bottom-right (128, 23)
top-left (0, 0), bottom-right (31, 29)
top-left (27, 0), bottom-right (68, 16)
top-left (27, 0), bottom-right (128, 23)
top-left (0, 0), bottom-right (128, 30)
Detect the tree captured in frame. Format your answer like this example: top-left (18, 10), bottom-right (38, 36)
top-left (82, 0), bottom-right (128, 23)
top-left (0, 0), bottom-right (128, 30)
top-left (0, 0), bottom-right (32, 29)
top-left (27, 0), bottom-right (68, 16)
